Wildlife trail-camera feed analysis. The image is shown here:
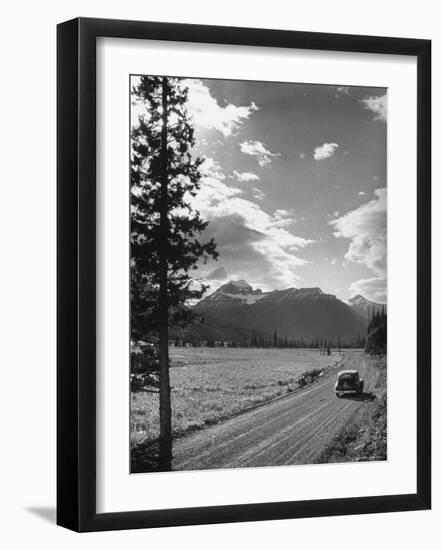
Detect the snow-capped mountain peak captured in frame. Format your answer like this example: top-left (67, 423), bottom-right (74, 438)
top-left (221, 280), bottom-right (254, 294)
top-left (348, 294), bottom-right (367, 304)
top-left (195, 282), bottom-right (336, 310)
top-left (198, 280), bottom-right (266, 306)
top-left (347, 294), bottom-right (386, 316)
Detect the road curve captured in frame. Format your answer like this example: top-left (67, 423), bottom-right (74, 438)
top-left (172, 350), bottom-right (378, 470)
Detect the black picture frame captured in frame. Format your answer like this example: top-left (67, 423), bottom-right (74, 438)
top-left (57, 17), bottom-right (431, 532)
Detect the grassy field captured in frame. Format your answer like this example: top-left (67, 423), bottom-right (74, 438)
top-left (131, 347), bottom-right (343, 448)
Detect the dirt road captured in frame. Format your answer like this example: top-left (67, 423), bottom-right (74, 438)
top-left (173, 350), bottom-right (379, 470)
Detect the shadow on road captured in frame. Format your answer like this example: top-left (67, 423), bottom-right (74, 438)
top-left (340, 392), bottom-right (376, 402)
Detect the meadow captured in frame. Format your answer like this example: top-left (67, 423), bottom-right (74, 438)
top-left (130, 347), bottom-right (342, 448)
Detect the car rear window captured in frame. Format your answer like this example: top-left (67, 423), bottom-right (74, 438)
top-left (339, 374), bottom-right (356, 381)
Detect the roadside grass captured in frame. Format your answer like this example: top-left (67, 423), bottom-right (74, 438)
top-left (315, 355), bottom-right (387, 463)
top-left (131, 348), bottom-right (344, 450)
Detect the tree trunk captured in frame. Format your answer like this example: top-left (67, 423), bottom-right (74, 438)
top-left (158, 77), bottom-right (172, 471)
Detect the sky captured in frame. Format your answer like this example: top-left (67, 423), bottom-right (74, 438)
top-left (132, 77), bottom-right (387, 303)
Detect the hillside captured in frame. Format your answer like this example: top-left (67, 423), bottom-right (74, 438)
top-left (169, 310), bottom-right (265, 343)
top-left (347, 294), bottom-right (386, 320)
top-left (187, 280), bottom-right (374, 343)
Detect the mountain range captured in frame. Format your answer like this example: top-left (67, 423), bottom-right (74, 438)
top-left (175, 280), bottom-right (385, 344)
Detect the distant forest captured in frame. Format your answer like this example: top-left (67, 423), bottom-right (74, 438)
top-left (172, 332), bottom-right (366, 350)
top-left (365, 306), bottom-right (387, 354)
top-left (171, 306), bottom-right (387, 352)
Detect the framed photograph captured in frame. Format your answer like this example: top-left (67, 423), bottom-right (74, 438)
top-left (57, 17), bottom-right (431, 532)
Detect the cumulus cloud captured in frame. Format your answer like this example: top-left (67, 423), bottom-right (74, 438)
top-left (331, 188), bottom-right (386, 273)
top-left (299, 152), bottom-right (306, 159)
top-left (197, 208), bottom-right (312, 290)
top-left (232, 170), bottom-right (260, 182)
top-left (313, 142), bottom-right (339, 160)
top-left (130, 77), bottom-right (259, 137)
top-left (349, 277), bottom-right (387, 303)
top-left (360, 94), bottom-right (387, 122)
top-left (201, 157), bottom-right (225, 179)
top-left (358, 191), bottom-right (366, 196)
top-left (330, 188), bottom-right (387, 301)
top-left (206, 266), bottom-right (228, 280)
top-left (197, 157), bottom-right (243, 204)
top-left (240, 140), bottom-right (281, 167)
top-left (184, 79), bottom-right (259, 136)
top-left (189, 171), bottom-right (314, 290)
top-left (272, 209), bottom-right (296, 229)
top-left (274, 208), bottom-right (295, 218)
top-left (252, 187), bottom-right (265, 201)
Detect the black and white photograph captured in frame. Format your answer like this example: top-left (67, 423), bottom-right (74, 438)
top-left (130, 75), bottom-right (387, 473)
top-left (0, 0), bottom-right (435, 541)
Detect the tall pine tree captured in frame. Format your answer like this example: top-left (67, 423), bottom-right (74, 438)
top-left (131, 76), bottom-right (218, 470)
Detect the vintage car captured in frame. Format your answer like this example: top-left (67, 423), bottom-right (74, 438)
top-left (334, 369), bottom-right (364, 397)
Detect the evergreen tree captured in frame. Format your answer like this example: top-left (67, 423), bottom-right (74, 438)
top-left (131, 76), bottom-right (218, 470)
top-left (365, 305), bottom-right (387, 354)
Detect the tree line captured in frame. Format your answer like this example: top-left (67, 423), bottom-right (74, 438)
top-left (365, 305), bottom-right (387, 354)
top-left (173, 331), bottom-right (366, 350)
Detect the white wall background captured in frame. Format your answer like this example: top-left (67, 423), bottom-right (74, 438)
top-left (0, 0), bottom-right (439, 547)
